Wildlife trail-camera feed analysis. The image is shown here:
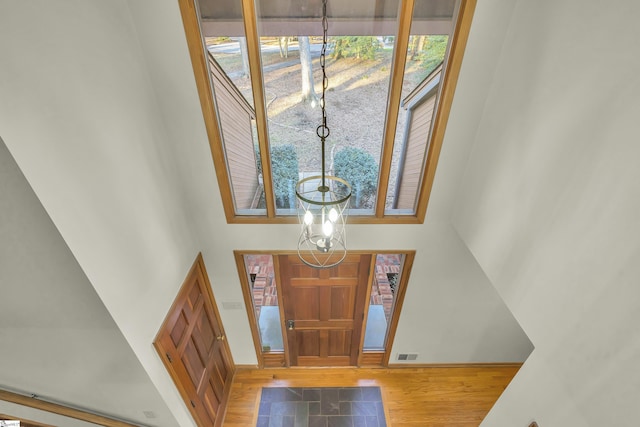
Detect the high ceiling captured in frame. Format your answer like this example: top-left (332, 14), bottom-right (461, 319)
top-left (1, 0), bottom-right (639, 427)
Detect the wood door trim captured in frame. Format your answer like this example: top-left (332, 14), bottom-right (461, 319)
top-left (234, 251), bottom-right (264, 368)
top-left (236, 250), bottom-right (416, 368)
top-left (382, 251), bottom-right (415, 366)
top-left (350, 254), bottom-right (371, 365)
top-left (234, 252), bottom-right (289, 368)
top-left (357, 255), bottom-right (377, 366)
top-left (278, 254), bottom-right (297, 366)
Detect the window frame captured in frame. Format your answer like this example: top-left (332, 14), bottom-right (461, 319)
top-left (178, 0), bottom-right (477, 224)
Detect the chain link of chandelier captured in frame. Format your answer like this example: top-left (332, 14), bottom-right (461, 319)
top-left (295, 0), bottom-right (352, 268)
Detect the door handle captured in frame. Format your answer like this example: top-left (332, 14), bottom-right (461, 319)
top-left (286, 320), bottom-right (295, 331)
top-left (216, 335), bottom-right (225, 341)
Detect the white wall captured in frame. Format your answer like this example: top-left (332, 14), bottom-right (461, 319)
top-left (0, 139), bottom-right (178, 425)
top-left (451, 0), bottom-right (640, 425)
top-left (0, 1), bottom-right (199, 425)
top-left (390, 224), bottom-right (533, 363)
top-left (1, 0), bottom-right (534, 425)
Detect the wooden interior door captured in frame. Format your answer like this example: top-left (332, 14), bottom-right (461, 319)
top-left (278, 254), bottom-right (371, 366)
top-left (154, 254), bottom-right (234, 427)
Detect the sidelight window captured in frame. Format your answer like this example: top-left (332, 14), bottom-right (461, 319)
top-left (243, 254), bottom-right (284, 352)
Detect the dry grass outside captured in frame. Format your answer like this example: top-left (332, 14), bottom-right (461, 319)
top-left (210, 40), bottom-right (436, 208)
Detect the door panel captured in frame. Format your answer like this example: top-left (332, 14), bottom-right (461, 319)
top-left (328, 330), bottom-right (352, 356)
top-left (155, 254), bottom-right (234, 427)
top-left (279, 254), bottom-right (371, 366)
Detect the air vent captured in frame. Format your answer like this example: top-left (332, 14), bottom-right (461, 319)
top-left (397, 353), bottom-right (418, 361)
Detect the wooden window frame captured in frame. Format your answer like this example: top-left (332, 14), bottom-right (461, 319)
top-left (178, 0), bottom-right (476, 224)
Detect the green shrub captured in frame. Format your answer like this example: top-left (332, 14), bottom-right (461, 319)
top-left (413, 35), bottom-right (449, 79)
top-left (332, 36), bottom-right (381, 60)
top-left (270, 145), bottom-right (299, 209)
top-left (333, 147), bottom-right (378, 209)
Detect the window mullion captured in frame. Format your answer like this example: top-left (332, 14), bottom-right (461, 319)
top-left (375, 0), bottom-right (415, 218)
top-left (241, 0), bottom-right (276, 218)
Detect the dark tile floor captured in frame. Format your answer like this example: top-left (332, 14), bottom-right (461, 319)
top-left (256, 387), bottom-right (387, 427)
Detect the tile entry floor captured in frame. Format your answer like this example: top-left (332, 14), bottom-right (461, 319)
top-left (257, 387), bottom-right (387, 427)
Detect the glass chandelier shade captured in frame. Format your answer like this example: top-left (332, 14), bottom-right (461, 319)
top-left (295, 0), bottom-right (351, 268)
top-left (296, 174), bottom-right (351, 268)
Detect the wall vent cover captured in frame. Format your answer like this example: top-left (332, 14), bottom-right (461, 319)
top-left (397, 353), bottom-right (418, 361)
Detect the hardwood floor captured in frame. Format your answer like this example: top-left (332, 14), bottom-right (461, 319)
top-left (223, 365), bottom-right (520, 426)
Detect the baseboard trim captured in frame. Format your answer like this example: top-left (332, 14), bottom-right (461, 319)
top-left (386, 362), bottom-right (524, 369)
top-left (234, 362), bottom-right (523, 370)
top-left (235, 364), bottom-right (261, 370)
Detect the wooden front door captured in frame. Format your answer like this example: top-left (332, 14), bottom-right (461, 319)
top-left (154, 254), bottom-right (234, 427)
top-left (278, 254), bottom-right (371, 366)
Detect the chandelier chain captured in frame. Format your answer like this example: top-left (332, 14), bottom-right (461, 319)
top-left (317, 0), bottom-right (329, 140)
top-left (295, 0), bottom-right (351, 268)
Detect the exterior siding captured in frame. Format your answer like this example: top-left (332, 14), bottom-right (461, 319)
top-left (208, 55), bottom-right (259, 210)
top-left (395, 94), bottom-right (436, 210)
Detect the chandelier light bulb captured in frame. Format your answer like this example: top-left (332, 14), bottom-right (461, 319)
top-left (328, 207), bottom-right (338, 222)
top-left (304, 210), bottom-right (314, 225)
top-left (322, 220), bottom-right (333, 237)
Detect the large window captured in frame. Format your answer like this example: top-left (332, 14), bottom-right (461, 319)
top-left (182, 0), bottom-right (476, 223)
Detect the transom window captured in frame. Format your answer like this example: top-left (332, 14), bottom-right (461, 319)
top-left (179, 0), bottom-right (476, 223)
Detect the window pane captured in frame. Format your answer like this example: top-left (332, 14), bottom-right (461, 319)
top-left (203, 2), bottom-right (266, 215)
top-left (385, 0), bottom-right (456, 213)
top-left (255, 0), bottom-right (398, 216)
top-left (198, 0), bottom-right (466, 220)
top-left (364, 254), bottom-right (404, 351)
top-left (244, 255), bottom-right (283, 352)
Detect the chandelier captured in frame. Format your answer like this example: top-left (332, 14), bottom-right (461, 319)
top-left (295, 0), bottom-right (351, 268)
